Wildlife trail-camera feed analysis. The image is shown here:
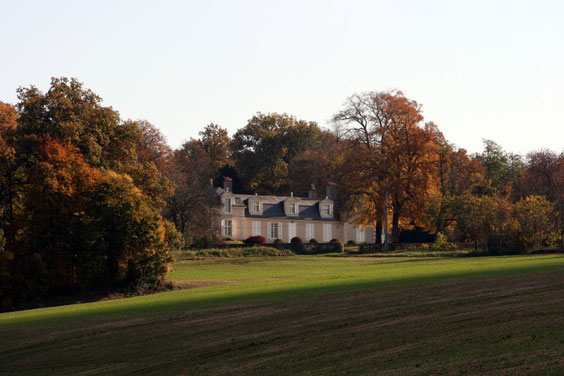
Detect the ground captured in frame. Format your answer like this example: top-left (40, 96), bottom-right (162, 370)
top-left (1, 255), bottom-right (563, 375)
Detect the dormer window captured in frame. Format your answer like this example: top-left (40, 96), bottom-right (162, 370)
top-left (252, 201), bottom-right (260, 213)
top-left (289, 203), bottom-right (297, 214)
top-left (224, 198), bottom-right (232, 213)
top-left (323, 204), bottom-right (331, 216)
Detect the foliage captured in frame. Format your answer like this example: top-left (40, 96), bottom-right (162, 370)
top-left (0, 78), bottom-right (174, 307)
top-left (424, 232), bottom-right (457, 252)
top-left (333, 240), bottom-right (345, 253)
top-left (333, 91), bottom-right (439, 244)
top-left (232, 112), bottom-right (321, 194)
top-left (244, 235), bottom-right (267, 245)
top-left (290, 236), bottom-right (304, 253)
top-left (272, 238), bottom-right (285, 247)
top-left (515, 195), bottom-right (558, 250)
top-left (182, 246), bottom-right (292, 258)
top-left (192, 233), bottom-right (221, 249)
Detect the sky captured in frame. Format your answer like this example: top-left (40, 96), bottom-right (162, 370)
top-left (1, 0), bottom-right (563, 154)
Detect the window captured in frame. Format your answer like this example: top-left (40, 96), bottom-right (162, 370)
top-left (269, 222), bottom-right (279, 239)
top-left (289, 203), bottom-right (297, 214)
top-left (222, 219), bottom-right (232, 237)
top-left (356, 227), bottom-right (365, 243)
top-left (252, 221), bottom-right (261, 236)
top-left (323, 224), bottom-right (332, 242)
top-left (252, 201), bottom-right (260, 213)
top-left (323, 204), bottom-right (331, 216)
top-left (306, 223), bottom-right (315, 241)
top-left (224, 198), bottom-right (232, 213)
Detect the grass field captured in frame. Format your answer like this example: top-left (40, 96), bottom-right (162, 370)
top-left (1, 255), bottom-right (563, 375)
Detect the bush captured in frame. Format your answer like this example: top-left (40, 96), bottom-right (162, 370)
top-left (309, 238), bottom-right (318, 246)
top-left (329, 239), bottom-right (338, 243)
top-left (193, 233), bottom-right (220, 249)
top-left (272, 238), bottom-right (285, 249)
top-left (290, 237), bottom-right (305, 253)
top-left (333, 240), bottom-right (345, 253)
top-left (244, 235), bottom-right (267, 245)
top-left (429, 232), bottom-right (458, 252)
top-left (182, 246), bottom-right (293, 258)
top-left (164, 220), bottom-right (185, 251)
top-left (290, 237), bottom-right (302, 244)
top-left (347, 240), bottom-right (356, 245)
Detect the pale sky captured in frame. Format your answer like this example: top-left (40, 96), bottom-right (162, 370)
top-left (1, 0), bottom-right (563, 154)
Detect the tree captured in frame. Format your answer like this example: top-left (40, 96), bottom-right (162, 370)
top-left (232, 112), bottom-right (321, 194)
top-left (288, 131), bottom-right (344, 197)
top-left (451, 193), bottom-right (517, 249)
top-left (199, 123), bottom-right (231, 172)
top-left (164, 140), bottom-right (216, 246)
top-left (0, 78), bottom-right (175, 307)
top-left (473, 139), bottom-right (524, 197)
top-left (333, 91), bottom-right (439, 245)
top-left (515, 195), bottom-right (558, 250)
top-left (424, 124), bottom-right (485, 234)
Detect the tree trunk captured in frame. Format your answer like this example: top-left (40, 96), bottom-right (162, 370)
top-left (375, 220), bottom-right (382, 245)
top-left (391, 209), bottom-right (401, 248)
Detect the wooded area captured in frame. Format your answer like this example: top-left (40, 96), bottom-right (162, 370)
top-left (1, 78), bottom-right (563, 307)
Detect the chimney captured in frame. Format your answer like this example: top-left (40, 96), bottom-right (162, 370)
top-left (326, 182), bottom-right (337, 200)
top-left (308, 184), bottom-right (317, 199)
top-left (223, 177), bottom-right (233, 192)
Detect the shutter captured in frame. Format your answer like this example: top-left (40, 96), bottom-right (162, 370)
top-left (267, 222), bottom-right (272, 239)
top-left (278, 222), bottom-right (283, 240)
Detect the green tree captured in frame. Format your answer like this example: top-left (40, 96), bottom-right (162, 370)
top-left (199, 123), bottom-right (231, 172)
top-left (473, 140), bottom-right (524, 196)
top-left (232, 112), bottom-right (321, 194)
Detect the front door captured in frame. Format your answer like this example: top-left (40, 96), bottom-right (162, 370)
top-left (288, 222), bottom-right (297, 242)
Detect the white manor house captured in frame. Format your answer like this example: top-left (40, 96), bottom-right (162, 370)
top-left (213, 179), bottom-right (375, 244)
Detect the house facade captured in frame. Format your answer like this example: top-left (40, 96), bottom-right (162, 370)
top-left (213, 179), bottom-right (374, 244)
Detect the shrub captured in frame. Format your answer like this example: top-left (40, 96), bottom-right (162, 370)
top-left (309, 238), bottom-right (318, 246)
top-left (272, 238), bottom-right (285, 249)
top-left (347, 240), bottom-right (356, 245)
top-left (164, 220), bottom-right (185, 251)
top-left (430, 232), bottom-right (457, 252)
top-left (334, 240), bottom-right (345, 253)
top-left (182, 246), bottom-right (293, 258)
top-left (193, 234), bottom-right (220, 249)
top-left (290, 237), bottom-right (305, 253)
top-left (329, 239), bottom-right (338, 243)
top-left (244, 235), bottom-right (266, 245)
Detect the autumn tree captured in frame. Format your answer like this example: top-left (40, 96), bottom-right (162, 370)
top-left (232, 112), bottom-right (321, 195)
top-left (521, 150), bottom-right (564, 249)
top-left (164, 140), bottom-right (217, 246)
top-left (451, 193), bottom-right (517, 249)
top-left (0, 78), bottom-right (176, 307)
top-left (515, 195), bottom-right (558, 250)
top-left (333, 91), bottom-right (439, 245)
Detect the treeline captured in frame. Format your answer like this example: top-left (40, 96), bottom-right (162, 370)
top-left (1, 78), bottom-right (563, 307)
top-left (170, 90), bottom-right (564, 252)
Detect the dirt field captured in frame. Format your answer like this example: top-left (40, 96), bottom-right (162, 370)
top-left (2, 265), bottom-right (563, 375)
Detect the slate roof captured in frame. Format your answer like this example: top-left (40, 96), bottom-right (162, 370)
top-left (215, 187), bottom-right (336, 221)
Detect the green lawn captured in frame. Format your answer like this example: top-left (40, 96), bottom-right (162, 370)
top-left (1, 255), bottom-right (564, 374)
